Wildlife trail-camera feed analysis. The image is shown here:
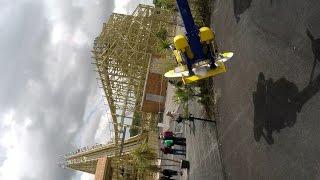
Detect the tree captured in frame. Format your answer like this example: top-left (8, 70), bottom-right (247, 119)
top-left (153, 0), bottom-right (162, 8)
top-left (173, 85), bottom-right (197, 115)
top-left (131, 142), bottom-right (182, 175)
top-left (132, 142), bottom-right (159, 174)
top-left (153, 0), bottom-right (176, 10)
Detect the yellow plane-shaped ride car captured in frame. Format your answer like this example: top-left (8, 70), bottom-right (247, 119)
top-left (164, 51), bottom-right (234, 84)
top-left (164, 27), bottom-right (234, 84)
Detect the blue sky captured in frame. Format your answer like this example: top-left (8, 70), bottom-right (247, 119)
top-left (0, 0), bottom-right (152, 180)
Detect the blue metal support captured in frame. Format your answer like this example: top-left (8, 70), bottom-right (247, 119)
top-left (176, 0), bottom-right (206, 63)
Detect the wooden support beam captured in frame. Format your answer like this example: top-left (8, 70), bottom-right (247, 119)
top-left (95, 157), bottom-right (112, 180)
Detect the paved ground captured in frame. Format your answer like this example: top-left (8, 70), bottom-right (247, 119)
top-left (161, 84), bottom-right (187, 180)
top-left (163, 84), bottom-right (224, 180)
top-left (184, 99), bottom-right (224, 180)
top-left (210, 0), bottom-right (320, 179)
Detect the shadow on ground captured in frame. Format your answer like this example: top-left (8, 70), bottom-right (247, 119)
top-left (233, 0), bottom-right (252, 22)
top-left (233, 0), bottom-right (274, 22)
top-left (252, 29), bottom-right (320, 144)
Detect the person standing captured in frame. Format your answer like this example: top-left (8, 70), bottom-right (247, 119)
top-left (161, 169), bottom-right (179, 177)
top-left (163, 130), bottom-right (186, 141)
top-left (160, 176), bottom-right (176, 180)
top-left (163, 139), bottom-right (174, 148)
top-left (162, 130), bottom-right (174, 139)
top-left (160, 147), bottom-right (186, 156)
top-left (173, 138), bottom-right (186, 146)
top-left (161, 133), bottom-right (186, 146)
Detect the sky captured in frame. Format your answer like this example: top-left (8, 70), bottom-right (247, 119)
top-left (0, 0), bottom-right (152, 180)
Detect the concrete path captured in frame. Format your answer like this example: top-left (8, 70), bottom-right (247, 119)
top-left (163, 84), bottom-right (224, 180)
top-left (185, 99), bottom-right (224, 180)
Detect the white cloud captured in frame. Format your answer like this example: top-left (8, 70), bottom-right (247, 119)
top-left (0, 110), bottom-right (48, 180)
top-left (114, 0), bottom-right (153, 14)
top-left (51, 22), bottom-right (67, 44)
top-left (114, 0), bottom-right (131, 14)
top-left (79, 172), bottom-right (94, 180)
top-left (0, 0), bottom-right (115, 180)
top-left (73, 29), bottom-right (90, 46)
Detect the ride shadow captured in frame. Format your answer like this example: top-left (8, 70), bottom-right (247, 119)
top-left (233, 0), bottom-right (252, 23)
top-left (233, 0), bottom-right (274, 23)
top-left (253, 74), bottom-right (298, 144)
top-left (253, 72), bottom-right (320, 144)
top-left (252, 28), bottom-right (320, 145)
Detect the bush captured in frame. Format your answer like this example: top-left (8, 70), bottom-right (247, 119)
top-left (154, 0), bottom-right (176, 10)
top-left (160, 40), bottom-right (171, 50)
top-left (156, 28), bottom-right (168, 41)
top-left (132, 143), bottom-right (160, 174)
top-left (173, 85), bottom-right (196, 115)
top-left (189, 0), bottom-right (212, 26)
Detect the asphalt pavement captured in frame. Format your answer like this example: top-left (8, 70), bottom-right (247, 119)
top-left (210, 0), bottom-right (320, 179)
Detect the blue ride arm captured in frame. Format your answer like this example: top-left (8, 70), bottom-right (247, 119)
top-left (176, 0), bottom-right (206, 62)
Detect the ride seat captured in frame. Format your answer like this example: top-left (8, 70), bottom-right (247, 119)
top-left (174, 35), bottom-right (189, 51)
top-left (199, 27), bottom-right (214, 44)
top-left (173, 35), bottom-right (194, 59)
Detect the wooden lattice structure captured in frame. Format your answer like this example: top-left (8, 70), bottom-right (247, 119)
top-left (92, 4), bottom-right (176, 146)
top-left (61, 132), bottom-right (160, 179)
top-left (61, 4), bottom-right (177, 179)
top-left (63, 135), bottom-right (142, 175)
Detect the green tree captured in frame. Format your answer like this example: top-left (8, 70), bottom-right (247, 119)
top-left (154, 0), bottom-right (177, 11)
top-left (131, 142), bottom-right (181, 175)
top-left (153, 0), bottom-right (162, 8)
top-left (132, 142), bottom-right (159, 174)
top-left (173, 85), bottom-right (196, 115)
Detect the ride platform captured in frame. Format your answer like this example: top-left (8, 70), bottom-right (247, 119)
top-left (182, 61), bottom-right (226, 84)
